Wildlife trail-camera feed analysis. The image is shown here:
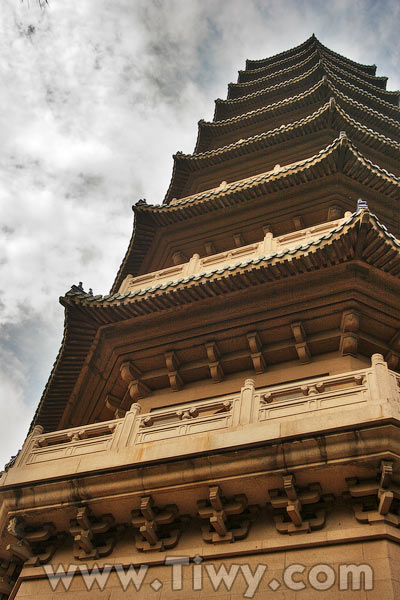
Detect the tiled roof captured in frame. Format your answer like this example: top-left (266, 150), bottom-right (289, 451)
top-left (232, 50), bottom-right (389, 100)
top-left (164, 99), bottom-right (400, 204)
top-left (215, 61), bottom-right (399, 121)
top-left (246, 35), bottom-right (376, 76)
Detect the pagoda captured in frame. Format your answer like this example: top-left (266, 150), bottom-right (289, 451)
top-left (2, 34), bottom-right (400, 598)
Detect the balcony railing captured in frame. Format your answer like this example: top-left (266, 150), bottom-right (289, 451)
top-left (3, 354), bottom-right (399, 486)
top-left (118, 213), bottom-right (353, 295)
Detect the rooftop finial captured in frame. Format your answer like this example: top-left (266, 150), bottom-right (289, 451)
top-left (357, 198), bottom-right (368, 211)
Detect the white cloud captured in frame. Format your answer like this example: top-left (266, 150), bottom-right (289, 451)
top-left (0, 0), bottom-right (399, 467)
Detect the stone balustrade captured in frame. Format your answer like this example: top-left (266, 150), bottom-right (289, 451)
top-left (118, 214), bottom-right (352, 294)
top-left (2, 354), bottom-right (399, 487)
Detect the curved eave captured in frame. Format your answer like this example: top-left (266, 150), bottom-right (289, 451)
top-left (32, 209), bottom-right (400, 431)
top-left (215, 61), bottom-right (399, 121)
top-left (30, 307), bottom-right (98, 433)
top-left (232, 49), bottom-right (387, 99)
top-left (111, 210), bottom-right (157, 295)
top-left (164, 100), bottom-right (400, 204)
top-left (246, 36), bottom-right (376, 76)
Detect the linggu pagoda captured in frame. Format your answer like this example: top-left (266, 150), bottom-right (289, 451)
top-left (2, 34), bottom-right (400, 599)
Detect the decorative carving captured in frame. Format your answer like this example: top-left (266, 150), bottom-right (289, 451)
top-left (7, 517), bottom-right (60, 566)
top-left (197, 485), bottom-right (257, 543)
top-left (346, 460), bottom-right (400, 527)
top-left (291, 322), bottom-right (311, 363)
top-left (301, 382), bottom-right (325, 395)
top-left (246, 332), bottom-right (266, 374)
top-left (69, 507), bottom-right (116, 560)
top-left (131, 495), bottom-right (181, 552)
top-left (268, 474), bottom-right (331, 534)
top-left (340, 310), bottom-right (360, 356)
top-left (165, 351), bottom-right (183, 391)
top-left (205, 341), bottom-right (224, 382)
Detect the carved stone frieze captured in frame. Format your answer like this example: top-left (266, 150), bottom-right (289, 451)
top-left (131, 495), bottom-right (181, 552)
top-left (69, 507), bottom-right (116, 560)
top-left (197, 485), bottom-right (257, 543)
top-left (268, 474), bottom-right (331, 534)
top-left (346, 460), bottom-right (400, 527)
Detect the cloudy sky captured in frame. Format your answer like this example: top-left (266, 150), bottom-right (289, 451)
top-left (0, 0), bottom-right (399, 467)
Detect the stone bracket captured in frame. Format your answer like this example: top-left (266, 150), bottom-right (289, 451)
top-left (165, 351), bottom-right (184, 391)
top-left (131, 495), bottom-right (182, 552)
top-left (197, 485), bottom-right (258, 543)
top-left (6, 517), bottom-right (60, 567)
top-left (340, 310), bottom-right (359, 356)
top-left (269, 474), bottom-right (331, 535)
top-left (246, 332), bottom-right (266, 374)
top-left (0, 558), bottom-right (23, 599)
top-left (346, 460), bottom-right (400, 527)
top-left (69, 507), bottom-right (116, 560)
top-left (205, 341), bottom-right (224, 382)
top-left (291, 322), bottom-right (311, 363)
top-left (120, 361), bottom-right (150, 402)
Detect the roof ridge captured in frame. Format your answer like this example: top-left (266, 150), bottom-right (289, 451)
top-left (245, 35), bottom-right (315, 70)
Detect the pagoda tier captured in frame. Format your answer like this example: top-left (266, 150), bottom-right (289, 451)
top-left (196, 79), bottom-right (400, 153)
top-left (165, 98), bottom-right (400, 204)
top-left (214, 62), bottom-right (400, 121)
top-left (113, 133), bottom-right (400, 293)
top-left (29, 208), bottom-right (400, 432)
